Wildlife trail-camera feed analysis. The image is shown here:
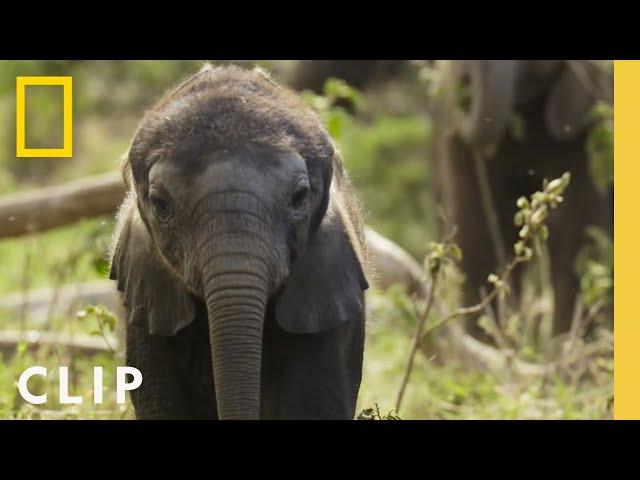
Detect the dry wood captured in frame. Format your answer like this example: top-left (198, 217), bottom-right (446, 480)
top-left (0, 330), bottom-right (117, 356)
top-left (0, 171), bottom-right (125, 239)
top-left (0, 172), bottom-right (546, 374)
top-left (364, 227), bottom-right (428, 298)
top-left (0, 281), bottom-right (122, 324)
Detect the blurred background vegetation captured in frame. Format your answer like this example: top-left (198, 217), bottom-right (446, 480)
top-left (0, 61), bottom-right (613, 419)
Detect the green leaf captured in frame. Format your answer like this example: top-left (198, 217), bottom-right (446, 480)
top-left (323, 78), bottom-right (363, 109)
top-left (17, 340), bottom-right (28, 355)
top-left (447, 243), bottom-right (463, 262)
top-left (326, 110), bottom-right (344, 138)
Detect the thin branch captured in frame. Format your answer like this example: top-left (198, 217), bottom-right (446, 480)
top-left (394, 224), bottom-right (460, 413)
top-left (479, 286), bottom-right (510, 350)
top-left (472, 148), bottom-right (508, 268)
top-left (419, 257), bottom-right (525, 345)
top-left (395, 273), bottom-right (440, 413)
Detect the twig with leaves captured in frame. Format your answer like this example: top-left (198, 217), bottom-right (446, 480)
top-left (76, 304), bottom-right (118, 354)
top-left (357, 402), bottom-right (401, 420)
top-left (394, 227), bottom-right (460, 412)
top-left (394, 172), bottom-right (572, 414)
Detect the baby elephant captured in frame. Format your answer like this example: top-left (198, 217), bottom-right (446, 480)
top-left (109, 65), bottom-right (369, 420)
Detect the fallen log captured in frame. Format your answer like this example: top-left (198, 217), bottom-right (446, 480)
top-left (1, 226), bottom-right (427, 324)
top-left (365, 229), bottom-right (550, 377)
top-left (0, 171), bottom-right (125, 239)
top-left (0, 280), bottom-right (122, 325)
top-left (0, 330), bottom-right (117, 356)
top-left (0, 172), bottom-right (545, 375)
top-left (0, 228), bottom-right (546, 375)
top-left (365, 227), bottom-right (428, 298)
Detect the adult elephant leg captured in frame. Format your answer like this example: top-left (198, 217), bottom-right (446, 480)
top-left (433, 60), bottom-right (521, 340)
top-left (435, 131), bottom-right (507, 340)
top-left (545, 141), bottom-right (611, 335)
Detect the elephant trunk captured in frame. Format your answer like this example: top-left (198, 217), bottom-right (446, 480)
top-left (197, 193), bottom-right (285, 420)
top-left (449, 60), bottom-right (518, 147)
top-left (203, 264), bottom-right (268, 419)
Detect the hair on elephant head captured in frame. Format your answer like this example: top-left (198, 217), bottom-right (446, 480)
top-left (110, 64), bottom-right (369, 419)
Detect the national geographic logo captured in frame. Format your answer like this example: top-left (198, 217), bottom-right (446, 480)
top-left (16, 76), bottom-right (73, 158)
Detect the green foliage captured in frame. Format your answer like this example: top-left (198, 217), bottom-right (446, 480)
top-left (575, 226), bottom-right (614, 309)
top-left (514, 172), bottom-right (571, 259)
top-left (23, 86), bottom-right (64, 149)
top-left (0, 350), bottom-right (132, 419)
top-left (357, 403), bottom-right (401, 420)
top-left (302, 79), bottom-right (433, 257)
top-left (426, 240), bottom-right (462, 276)
top-left (476, 172), bottom-right (573, 346)
top-left (0, 217), bottom-right (112, 296)
top-left (366, 173), bottom-right (612, 419)
top-left (358, 288), bottom-right (612, 419)
top-left (77, 304), bottom-right (118, 342)
top-left (586, 101), bottom-right (614, 193)
top-left (0, 61), bottom-right (206, 191)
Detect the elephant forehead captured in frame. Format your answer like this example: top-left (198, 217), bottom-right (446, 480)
top-left (149, 147), bottom-right (308, 206)
top-left (152, 146), bottom-right (306, 180)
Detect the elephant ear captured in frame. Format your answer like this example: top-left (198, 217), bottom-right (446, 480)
top-left (274, 193), bottom-right (369, 334)
top-left (545, 63), bottom-right (595, 141)
top-left (110, 195), bottom-right (196, 336)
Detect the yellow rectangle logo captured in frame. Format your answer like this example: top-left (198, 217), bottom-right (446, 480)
top-left (16, 76), bottom-right (73, 158)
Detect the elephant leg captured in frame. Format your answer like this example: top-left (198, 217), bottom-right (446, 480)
top-left (126, 316), bottom-right (194, 419)
top-left (435, 134), bottom-right (518, 339)
top-left (545, 149), bottom-right (610, 335)
top-left (547, 227), bottom-right (581, 336)
top-left (261, 310), bottom-right (365, 420)
top-left (503, 102), bottom-right (613, 336)
top-left (170, 314), bottom-right (218, 419)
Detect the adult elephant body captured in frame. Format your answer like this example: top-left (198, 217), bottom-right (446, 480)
top-left (433, 60), bottom-right (613, 337)
top-left (288, 60), bottom-right (404, 93)
top-left (110, 65), bottom-right (369, 419)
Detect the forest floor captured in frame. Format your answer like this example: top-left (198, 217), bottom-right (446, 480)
top-left (0, 219), bottom-right (613, 419)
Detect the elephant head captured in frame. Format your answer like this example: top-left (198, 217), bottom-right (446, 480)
top-left (543, 60), bottom-right (613, 141)
top-left (110, 65), bottom-right (368, 419)
top-left (438, 60), bottom-right (612, 147)
top-left (439, 60), bottom-right (518, 147)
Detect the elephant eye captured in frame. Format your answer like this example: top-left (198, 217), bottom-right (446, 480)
top-left (150, 191), bottom-right (173, 220)
top-left (290, 183), bottom-right (309, 210)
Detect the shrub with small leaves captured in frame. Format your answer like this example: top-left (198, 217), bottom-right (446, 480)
top-left (513, 172), bottom-right (571, 261)
top-left (575, 226), bottom-right (613, 310)
top-left (586, 101), bottom-right (614, 194)
top-left (77, 304), bottom-right (117, 335)
top-left (426, 240), bottom-right (462, 276)
top-left (357, 403), bottom-right (401, 420)
top-left (77, 304), bottom-right (118, 352)
top-left (300, 78), bottom-right (363, 139)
